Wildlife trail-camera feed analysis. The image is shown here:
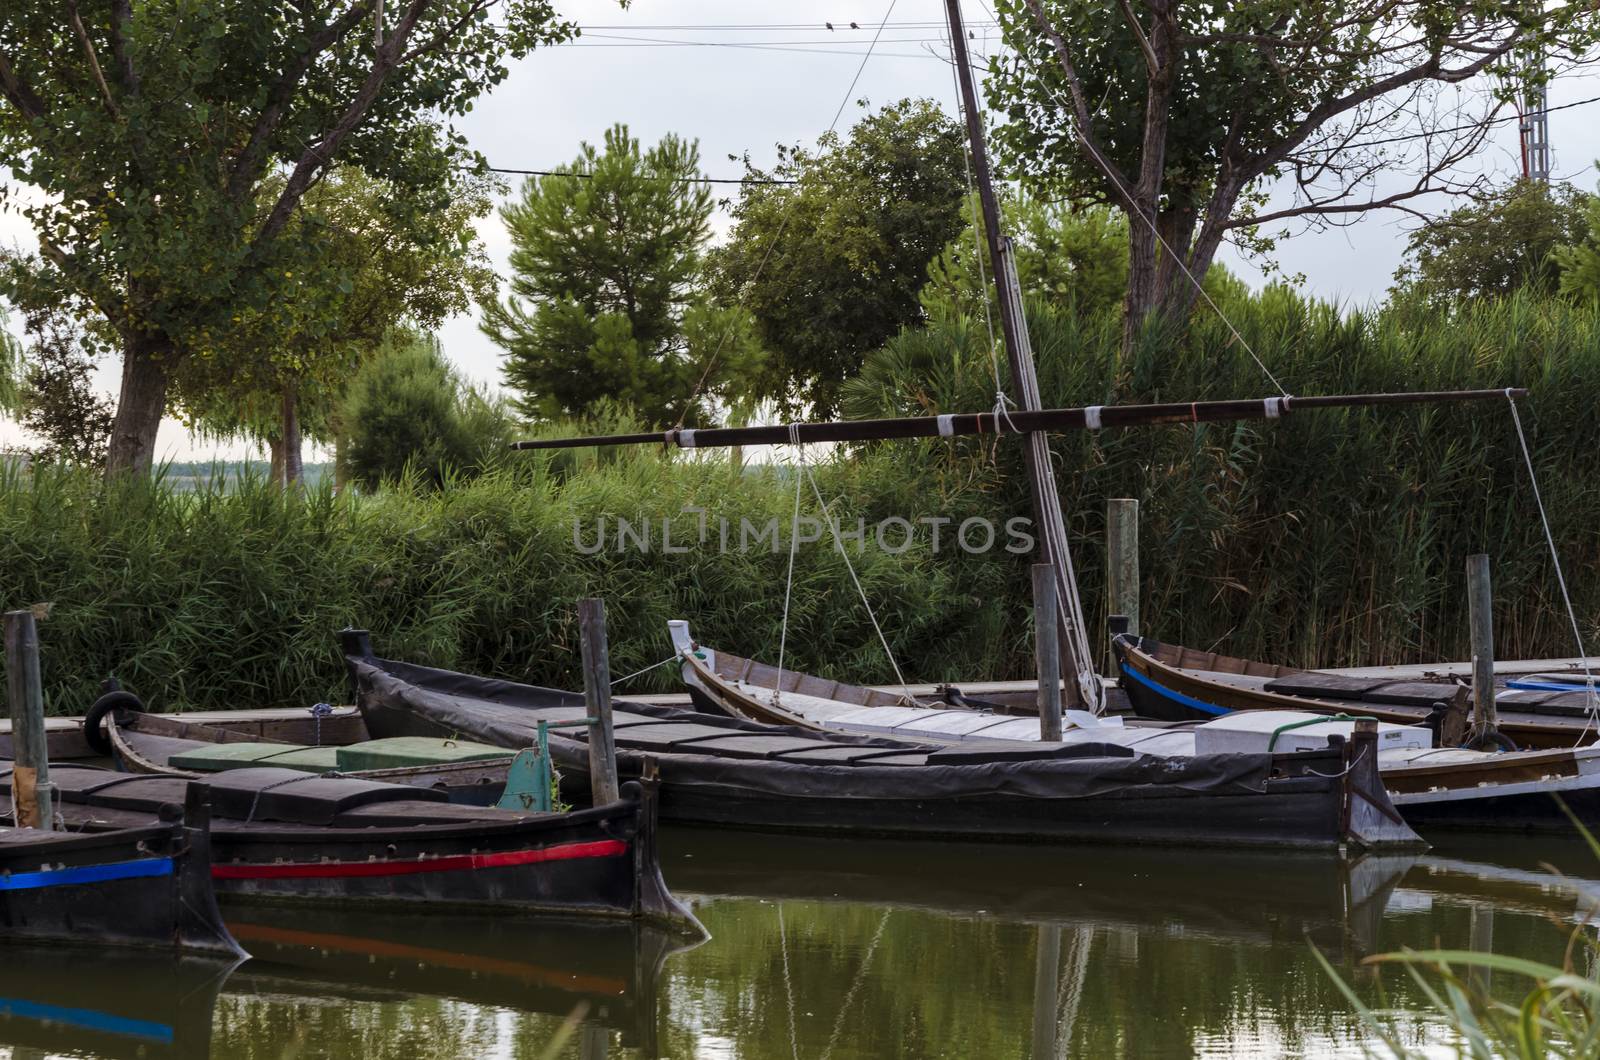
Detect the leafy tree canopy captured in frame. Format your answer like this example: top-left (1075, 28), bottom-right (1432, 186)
top-left (712, 98), bottom-right (967, 417)
top-left (988, 0), bottom-right (1599, 354)
top-left (0, 0), bottom-right (573, 473)
top-left (483, 123), bottom-right (761, 428)
top-left (15, 312), bottom-right (115, 467)
top-left (341, 331), bottom-right (510, 490)
top-left (1553, 177), bottom-right (1600, 306)
top-left (1393, 181), bottom-right (1592, 304)
top-left (179, 164), bottom-right (498, 481)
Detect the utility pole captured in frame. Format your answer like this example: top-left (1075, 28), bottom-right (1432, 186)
top-left (942, 0), bottom-right (1102, 712)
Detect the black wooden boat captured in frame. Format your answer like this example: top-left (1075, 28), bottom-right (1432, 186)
top-left (0, 782), bottom-right (239, 956)
top-left (102, 703), bottom-right (517, 804)
top-left (0, 764), bottom-right (702, 936)
top-left (671, 621), bottom-right (1600, 835)
top-left (343, 632), bottom-right (1424, 851)
top-left (1112, 634), bottom-right (1600, 832)
top-left (1112, 633), bottom-right (1596, 748)
top-left (224, 906), bottom-right (699, 1055)
top-left (0, 946), bottom-right (238, 1059)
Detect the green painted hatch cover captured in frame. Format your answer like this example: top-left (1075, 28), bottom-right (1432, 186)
top-left (170, 742), bottom-right (335, 773)
top-left (335, 737), bottom-right (511, 772)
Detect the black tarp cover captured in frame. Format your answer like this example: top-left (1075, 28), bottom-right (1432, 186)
top-left (348, 655), bottom-right (1274, 803)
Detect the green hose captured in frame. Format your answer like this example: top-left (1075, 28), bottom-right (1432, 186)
top-left (1266, 713), bottom-right (1378, 752)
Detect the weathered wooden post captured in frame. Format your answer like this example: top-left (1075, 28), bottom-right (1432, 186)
top-left (1466, 554), bottom-right (1497, 739)
top-left (1030, 923), bottom-right (1062, 1059)
top-left (578, 598), bottom-right (622, 806)
top-left (1107, 498), bottom-right (1140, 638)
top-left (4, 610), bottom-right (53, 830)
top-left (1033, 564), bottom-right (1064, 741)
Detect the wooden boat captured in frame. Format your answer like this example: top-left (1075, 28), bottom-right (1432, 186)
top-left (0, 763), bottom-right (702, 936)
top-left (1111, 634), bottom-right (1600, 831)
top-left (0, 782), bottom-right (239, 956)
top-left (343, 631), bottom-right (1424, 852)
top-left (674, 621), bottom-right (1600, 834)
top-left (0, 947), bottom-right (238, 1059)
top-left (103, 703), bottom-right (517, 804)
top-left (1109, 633), bottom-right (1599, 749)
top-left (225, 906), bottom-right (697, 1054)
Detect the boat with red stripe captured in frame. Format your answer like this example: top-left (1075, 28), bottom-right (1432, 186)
top-left (0, 763), bottom-right (703, 938)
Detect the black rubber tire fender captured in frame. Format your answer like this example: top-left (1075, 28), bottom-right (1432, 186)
top-left (82, 690), bottom-right (144, 756)
top-left (1461, 729), bottom-right (1519, 754)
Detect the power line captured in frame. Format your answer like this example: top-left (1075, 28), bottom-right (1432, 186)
top-left (1327, 91), bottom-right (1600, 152)
top-left (487, 167), bottom-right (797, 186)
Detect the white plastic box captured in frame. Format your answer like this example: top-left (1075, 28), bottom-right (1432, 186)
top-left (1192, 711), bottom-right (1431, 756)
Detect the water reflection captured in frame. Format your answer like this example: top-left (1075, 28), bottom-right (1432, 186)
top-left (0, 832), bottom-right (1594, 1058)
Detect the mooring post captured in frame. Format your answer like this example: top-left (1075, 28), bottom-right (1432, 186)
top-left (1033, 564), bottom-right (1064, 741)
top-left (578, 598), bottom-right (622, 806)
top-left (3, 610), bottom-right (53, 830)
top-left (1107, 498), bottom-right (1140, 639)
top-left (1030, 923), bottom-right (1063, 1059)
top-left (1466, 554), bottom-right (1497, 739)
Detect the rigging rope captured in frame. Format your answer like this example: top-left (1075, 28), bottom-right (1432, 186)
top-left (772, 427), bottom-right (916, 706)
top-left (674, 0), bottom-right (902, 428)
top-left (1504, 391), bottom-right (1600, 743)
top-left (777, 904), bottom-right (800, 1060)
top-left (773, 425), bottom-right (808, 706)
top-left (609, 653), bottom-right (679, 687)
top-left (801, 459), bottom-right (915, 699)
top-left (818, 909), bottom-right (892, 1060)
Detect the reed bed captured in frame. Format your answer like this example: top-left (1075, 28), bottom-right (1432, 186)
top-left (2, 290), bottom-right (1599, 713)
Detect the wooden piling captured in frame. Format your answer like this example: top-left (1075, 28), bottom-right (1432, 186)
top-left (4, 610), bottom-right (53, 829)
top-left (1033, 564), bottom-right (1064, 741)
top-left (578, 598), bottom-right (622, 806)
top-left (1466, 554), bottom-right (1497, 738)
top-left (1107, 499), bottom-right (1140, 638)
top-left (1030, 923), bottom-right (1062, 1059)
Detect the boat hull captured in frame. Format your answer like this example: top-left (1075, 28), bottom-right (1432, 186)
top-left (347, 649), bottom-right (1419, 851)
top-left (1, 765), bottom-right (702, 936)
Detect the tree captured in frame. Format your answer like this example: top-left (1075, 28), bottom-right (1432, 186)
top-left (0, 0), bottom-right (573, 476)
top-left (713, 99), bottom-right (967, 417)
top-left (180, 166), bottom-right (497, 487)
top-left (482, 124), bottom-right (760, 428)
top-left (341, 332), bottom-right (485, 490)
top-left (1392, 181), bottom-right (1592, 304)
top-left (921, 195), bottom-right (1130, 326)
top-left (1554, 182), bottom-right (1600, 305)
top-left (16, 313), bottom-right (115, 466)
top-left (0, 308), bottom-right (20, 417)
top-left (990, 0), bottom-right (1599, 355)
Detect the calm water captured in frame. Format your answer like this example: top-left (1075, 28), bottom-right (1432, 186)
top-left (4, 829), bottom-right (1597, 1059)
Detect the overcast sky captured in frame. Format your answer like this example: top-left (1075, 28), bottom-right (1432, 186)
top-left (3, 0), bottom-right (1597, 460)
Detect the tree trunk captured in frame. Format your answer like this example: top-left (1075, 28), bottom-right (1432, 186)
top-left (1121, 217), bottom-right (1161, 357)
top-left (267, 436), bottom-right (284, 488)
top-left (281, 384), bottom-right (303, 487)
top-left (334, 431), bottom-right (349, 492)
top-left (104, 333), bottom-right (170, 477)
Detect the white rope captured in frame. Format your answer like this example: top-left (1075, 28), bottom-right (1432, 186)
top-left (818, 909), bottom-right (892, 1060)
top-left (1035, 80), bottom-right (1289, 400)
top-left (777, 904), bottom-right (800, 1060)
top-left (801, 462), bottom-right (915, 699)
top-left (1504, 392), bottom-right (1600, 742)
top-left (610, 654), bottom-right (678, 688)
top-left (773, 425), bottom-right (806, 707)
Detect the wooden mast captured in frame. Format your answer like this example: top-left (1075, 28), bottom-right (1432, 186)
top-left (941, 0), bottom-right (1099, 711)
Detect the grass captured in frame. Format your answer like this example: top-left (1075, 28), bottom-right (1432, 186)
top-left (3, 287), bottom-right (1600, 713)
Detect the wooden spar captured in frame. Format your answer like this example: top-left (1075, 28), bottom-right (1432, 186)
top-left (944, 0), bottom-right (1094, 711)
top-left (509, 388), bottom-right (1529, 452)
